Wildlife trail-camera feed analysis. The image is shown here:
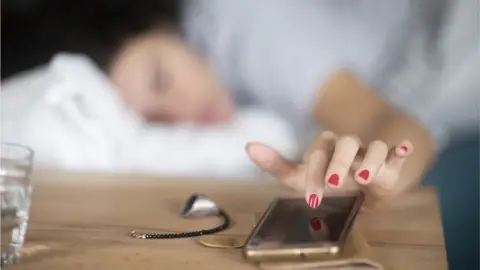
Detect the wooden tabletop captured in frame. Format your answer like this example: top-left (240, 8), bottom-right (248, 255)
top-left (11, 170), bottom-right (448, 270)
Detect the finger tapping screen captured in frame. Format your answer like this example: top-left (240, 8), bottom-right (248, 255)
top-left (249, 196), bottom-right (358, 250)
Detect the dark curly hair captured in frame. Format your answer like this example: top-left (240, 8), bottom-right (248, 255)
top-left (2, 0), bottom-right (183, 78)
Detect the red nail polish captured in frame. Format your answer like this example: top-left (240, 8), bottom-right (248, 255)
top-left (310, 217), bottom-right (322, 231)
top-left (308, 194), bottom-right (319, 208)
top-left (400, 145), bottom-right (408, 152)
top-left (328, 174), bottom-right (339, 186)
top-left (358, 170), bottom-right (370, 181)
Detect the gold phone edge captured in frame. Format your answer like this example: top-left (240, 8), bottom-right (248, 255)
top-left (244, 245), bottom-right (340, 262)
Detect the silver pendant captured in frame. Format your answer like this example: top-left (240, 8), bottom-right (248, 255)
top-left (180, 194), bottom-right (220, 218)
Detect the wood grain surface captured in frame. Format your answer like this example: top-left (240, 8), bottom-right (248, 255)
top-left (10, 170), bottom-right (448, 270)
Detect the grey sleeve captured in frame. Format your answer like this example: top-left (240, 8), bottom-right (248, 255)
top-left (230, 0), bottom-right (419, 128)
top-left (184, 0), bottom-right (469, 148)
top-left (374, 0), bottom-right (480, 149)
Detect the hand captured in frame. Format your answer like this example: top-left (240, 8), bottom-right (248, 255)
top-left (246, 131), bottom-right (413, 211)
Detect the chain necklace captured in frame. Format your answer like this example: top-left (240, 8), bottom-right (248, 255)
top-left (128, 194), bottom-right (231, 240)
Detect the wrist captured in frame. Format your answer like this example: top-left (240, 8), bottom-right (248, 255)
top-left (313, 70), bottom-right (391, 136)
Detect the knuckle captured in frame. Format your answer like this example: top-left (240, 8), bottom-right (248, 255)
top-left (319, 130), bottom-right (337, 140)
top-left (310, 150), bottom-right (329, 165)
top-left (331, 158), bottom-right (352, 170)
top-left (337, 135), bottom-right (361, 148)
top-left (317, 149), bottom-right (329, 160)
top-left (369, 140), bottom-right (388, 151)
top-left (368, 140), bottom-right (389, 156)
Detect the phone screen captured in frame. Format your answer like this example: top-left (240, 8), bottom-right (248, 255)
top-left (246, 195), bottom-right (362, 250)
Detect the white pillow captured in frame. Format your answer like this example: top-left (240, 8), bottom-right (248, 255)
top-left (2, 53), bottom-right (300, 180)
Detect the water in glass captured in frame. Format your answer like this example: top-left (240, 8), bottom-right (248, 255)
top-left (1, 143), bottom-right (34, 268)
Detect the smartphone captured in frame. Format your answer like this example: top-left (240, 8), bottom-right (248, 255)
top-left (243, 192), bottom-right (364, 262)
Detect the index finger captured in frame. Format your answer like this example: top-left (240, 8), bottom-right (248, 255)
top-left (246, 143), bottom-right (296, 178)
top-left (246, 143), bottom-right (300, 191)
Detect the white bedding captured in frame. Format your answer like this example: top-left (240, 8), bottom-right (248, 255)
top-left (1, 54), bottom-right (300, 179)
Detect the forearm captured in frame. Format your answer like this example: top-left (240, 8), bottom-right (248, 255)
top-left (305, 70), bottom-right (389, 157)
top-left (312, 70), bottom-right (437, 191)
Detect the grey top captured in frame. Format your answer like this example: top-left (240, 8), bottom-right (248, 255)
top-left (182, 0), bottom-right (479, 149)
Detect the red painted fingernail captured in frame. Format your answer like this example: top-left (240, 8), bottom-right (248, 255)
top-left (310, 217), bottom-right (322, 231)
top-left (400, 145), bottom-right (408, 152)
top-left (328, 174), bottom-right (340, 186)
top-left (358, 170), bottom-right (370, 181)
top-left (308, 194), bottom-right (319, 208)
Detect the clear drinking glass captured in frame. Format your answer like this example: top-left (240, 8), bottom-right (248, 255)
top-left (1, 143), bottom-right (34, 268)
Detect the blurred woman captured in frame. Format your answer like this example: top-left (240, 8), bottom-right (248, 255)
top-left (3, 0), bottom-right (478, 211)
top-left (107, 0), bottom-right (478, 212)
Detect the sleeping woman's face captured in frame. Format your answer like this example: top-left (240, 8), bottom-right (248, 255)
top-left (109, 32), bottom-right (234, 125)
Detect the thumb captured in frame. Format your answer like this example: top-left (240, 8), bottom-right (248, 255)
top-left (246, 142), bottom-right (296, 179)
